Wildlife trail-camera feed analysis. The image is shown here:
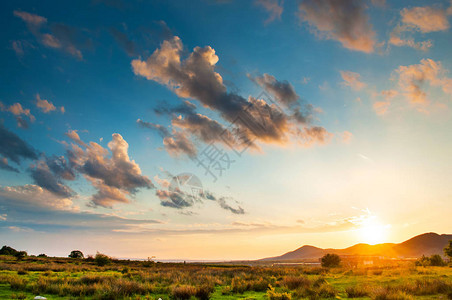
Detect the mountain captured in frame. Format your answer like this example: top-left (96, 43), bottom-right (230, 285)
top-left (260, 233), bottom-right (452, 262)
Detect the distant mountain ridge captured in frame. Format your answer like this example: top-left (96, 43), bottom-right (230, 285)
top-left (260, 233), bottom-right (452, 262)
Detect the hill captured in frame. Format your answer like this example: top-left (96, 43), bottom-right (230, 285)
top-left (260, 232), bottom-right (452, 261)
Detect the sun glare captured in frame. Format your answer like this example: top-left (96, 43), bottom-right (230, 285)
top-left (358, 216), bottom-right (389, 245)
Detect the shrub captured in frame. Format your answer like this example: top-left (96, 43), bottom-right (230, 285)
top-left (11, 293), bottom-right (26, 300)
top-left (282, 276), bottom-right (310, 290)
top-left (38, 253), bottom-right (47, 257)
top-left (195, 284), bottom-right (215, 300)
top-left (346, 285), bottom-right (370, 298)
top-left (172, 285), bottom-right (197, 299)
top-left (9, 276), bottom-right (27, 290)
top-left (95, 252), bottom-right (111, 266)
top-left (267, 285), bottom-right (291, 300)
top-left (374, 290), bottom-right (413, 300)
top-left (321, 253), bottom-right (341, 268)
top-left (14, 251), bottom-right (27, 260)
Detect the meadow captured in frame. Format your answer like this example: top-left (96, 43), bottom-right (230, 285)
top-left (0, 254), bottom-right (451, 300)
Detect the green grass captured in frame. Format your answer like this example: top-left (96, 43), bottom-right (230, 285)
top-left (0, 255), bottom-right (451, 299)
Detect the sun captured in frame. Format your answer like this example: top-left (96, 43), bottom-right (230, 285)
top-left (358, 216), bottom-right (389, 245)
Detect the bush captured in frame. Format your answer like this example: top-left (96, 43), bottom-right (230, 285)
top-left (95, 252), bottom-right (111, 266)
top-left (321, 253), bottom-right (341, 268)
top-left (172, 285), bottom-right (197, 299)
top-left (68, 250), bottom-right (84, 259)
top-left (37, 253), bottom-right (47, 257)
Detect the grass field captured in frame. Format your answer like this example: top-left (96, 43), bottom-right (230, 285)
top-left (0, 255), bottom-right (451, 299)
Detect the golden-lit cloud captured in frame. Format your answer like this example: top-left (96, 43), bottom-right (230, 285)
top-left (297, 0), bottom-right (377, 53)
top-left (0, 101), bottom-right (35, 129)
top-left (35, 94), bottom-right (64, 113)
top-left (395, 58), bottom-right (452, 105)
top-left (133, 36), bottom-right (331, 156)
top-left (389, 3), bottom-right (452, 51)
top-left (66, 132), bottom-right (153, 208)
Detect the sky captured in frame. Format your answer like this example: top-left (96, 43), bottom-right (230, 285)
top-left (0, 0), bottom-right (451, 260)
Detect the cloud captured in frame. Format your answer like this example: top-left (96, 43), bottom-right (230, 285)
top-left (401, 5), bottom-right (450, 33)
top-left (340, 71), bottom-right (367, 91)
top-left (0, 157), bottom-right (19, 173)
top-left (394, 58), bottom-right (452, 105)
top-left (14, 11), bottom-right (86, 60)
top-left (0, 124), bottom-right (37, 168)
top-left (341, 131), bottom-right (353, 144)
top-left (389, 3), bottom-right (452, 51)
top-left (217, 197), bottom-right (245, 214)
top-left (297, 0), bottom-right (377, 53)
top-left (152, 101), bottom-right (238, 149)
top-left (137, 119), bottom-right (197, 158)
top-left (41, 33), bottom-right (61, 48)
top-left (67, 132), bottom-right (153, 208)
top-left (249, 73), bottom-right (299, 106)
top-left (156, 189), bottom-right (194, 209)
top-left (373, 101), bottom-right (390, 115)
top-left (35, 94), bottom-right (62, 113)
top-left (254, 0), bottom-right (283, 24)
top-left (162, 131), bottom-right (198, 158)
top-left (389, 30), bottom-right (433, 52)
top-left (29, 158), bottom-right (75, 198)
top-left (11, 41), bottom-right (25, 56)
top-left (133, 37), bottom-right (331, 156)
top-left (0, 102), bottom-right (35, 128)
top-left (0, 184), bottom-right (74, 211)
top-left (371, 0), bottom-right (385, 8)
top-left (0, 185), bottom-right (162, 233)
top-left (13, 11), bottom-right (47, 27)
top-left (110, 28), bottom-right (137, 56)
top-left (371, 90), bottom-right (398, 116)
top-left (297, 126), bottom-right (333, 147)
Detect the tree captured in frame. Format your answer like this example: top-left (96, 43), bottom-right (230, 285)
top-left (321, 253), bottom-right (341, 268)
top-left (68, 250), bottom-right (84, 259)
top-left (444, 240), bottom-right (452, 260)
top-left (429, 254), bottom-right (445, 266)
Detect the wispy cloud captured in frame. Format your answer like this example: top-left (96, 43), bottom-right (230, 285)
top-left (340, 71), bottom-right (367, 91)
top-left (254, 0), bottom-right (284, 24)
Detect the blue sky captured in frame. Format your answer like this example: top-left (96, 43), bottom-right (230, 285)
top-left (0, 0), bottom-right (451, 260)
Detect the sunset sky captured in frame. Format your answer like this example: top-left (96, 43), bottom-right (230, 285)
top-left (0, 0), bottom-right (451, 260)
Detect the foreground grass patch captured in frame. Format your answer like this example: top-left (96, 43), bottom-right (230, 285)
top-left (0, 256), bottom-right (451, 299)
